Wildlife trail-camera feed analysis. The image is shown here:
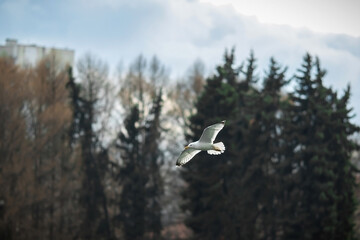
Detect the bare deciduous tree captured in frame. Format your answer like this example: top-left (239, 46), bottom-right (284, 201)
top-left (0, 54), bottom-right (77, 240)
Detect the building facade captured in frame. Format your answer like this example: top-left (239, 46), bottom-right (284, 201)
top-left (0, 38), bottom-right (74, 69)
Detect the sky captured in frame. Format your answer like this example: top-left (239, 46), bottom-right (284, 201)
top-left (1, 0), bottom-right (360, 123)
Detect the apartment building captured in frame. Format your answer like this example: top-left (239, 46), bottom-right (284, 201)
top-left (0, 38), bottom-right (74, 69)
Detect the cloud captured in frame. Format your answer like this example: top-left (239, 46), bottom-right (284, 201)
top-left (322, 34), bottom-right (360, 59)
top-left (200, 0), bottom-right (360, 37)
top-left (1, 0), bottom-right (359, 123)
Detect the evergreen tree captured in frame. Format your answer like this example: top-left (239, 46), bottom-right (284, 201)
top-left (181, 49), bottom-right (240, 240)
top-left (331, 85), bottom-right (359, 239)
top-left (239, 50), bottom-right (258, 92)
top-left (143, 89), bottom-right (164, 239)
top-left (229, 51), bottom-right (263, 240)
top-left (116, 105), bottom-right (147, 240)
top-left (116, 92), bottom-right (164, 240)
top-left (281, 54), bottom-right (359, 240)
top-left (115, 55), bottom-right (166, 239)
top-left (254, 57), bottom-right (288, 240)
top-left (66, 57), bottom-right (113, 240)
top-left (66, 67), bottom-right (82, 144)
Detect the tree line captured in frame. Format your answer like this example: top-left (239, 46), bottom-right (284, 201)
top-left (0, 49), bottom-right (359, 240)
top-left (182, 49), bottom-right (360, 240)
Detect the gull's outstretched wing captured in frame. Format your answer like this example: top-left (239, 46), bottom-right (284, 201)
top-left (176, 149), bottom-right (201, 166)
top-left (198, 120), bottom-right (226, 143)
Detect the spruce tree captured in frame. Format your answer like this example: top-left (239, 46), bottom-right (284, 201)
top-left (331, 85), bottom-right (359, 240)
top-left (66, 65), bottom-right (113, 240)
top-left (115, 94), bottom-right (165, 239)
top-left (281, 54), bottom-right (359, 240)
top-left (229, 51), bottom-right (264, 240)
top-left (143, 90), bottom-right (164, 239)
top-left (116, 105), bottom-right (147, 240)
top-left (256, 57), bottom-right (288, 239)
top-left (66, 67), bottom-right (82, 144)
top-left (181, 49), bottom-right (240, 240)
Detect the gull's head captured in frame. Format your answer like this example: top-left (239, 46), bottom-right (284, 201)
top-left (185, 143), bottom-right (194, 149)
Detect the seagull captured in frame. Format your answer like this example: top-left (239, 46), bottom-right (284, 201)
top-left (176, 120), bottom-right (226, 166)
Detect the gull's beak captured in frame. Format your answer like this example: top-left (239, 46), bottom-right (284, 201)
top-left (184, 145), bottom-right (189, 149)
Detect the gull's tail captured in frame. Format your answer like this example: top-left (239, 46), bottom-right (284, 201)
top-left (207, 142), bottom-right (225, 155)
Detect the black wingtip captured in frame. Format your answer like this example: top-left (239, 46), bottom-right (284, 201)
top-left (221, 120), bottom-right (226, 124)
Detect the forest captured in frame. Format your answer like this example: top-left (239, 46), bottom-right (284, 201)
top-left (0, 49), bottom-right (359, 240)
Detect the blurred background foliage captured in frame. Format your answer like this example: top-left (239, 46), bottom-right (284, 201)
top-left (0, 49), bottom-right (359, 240)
